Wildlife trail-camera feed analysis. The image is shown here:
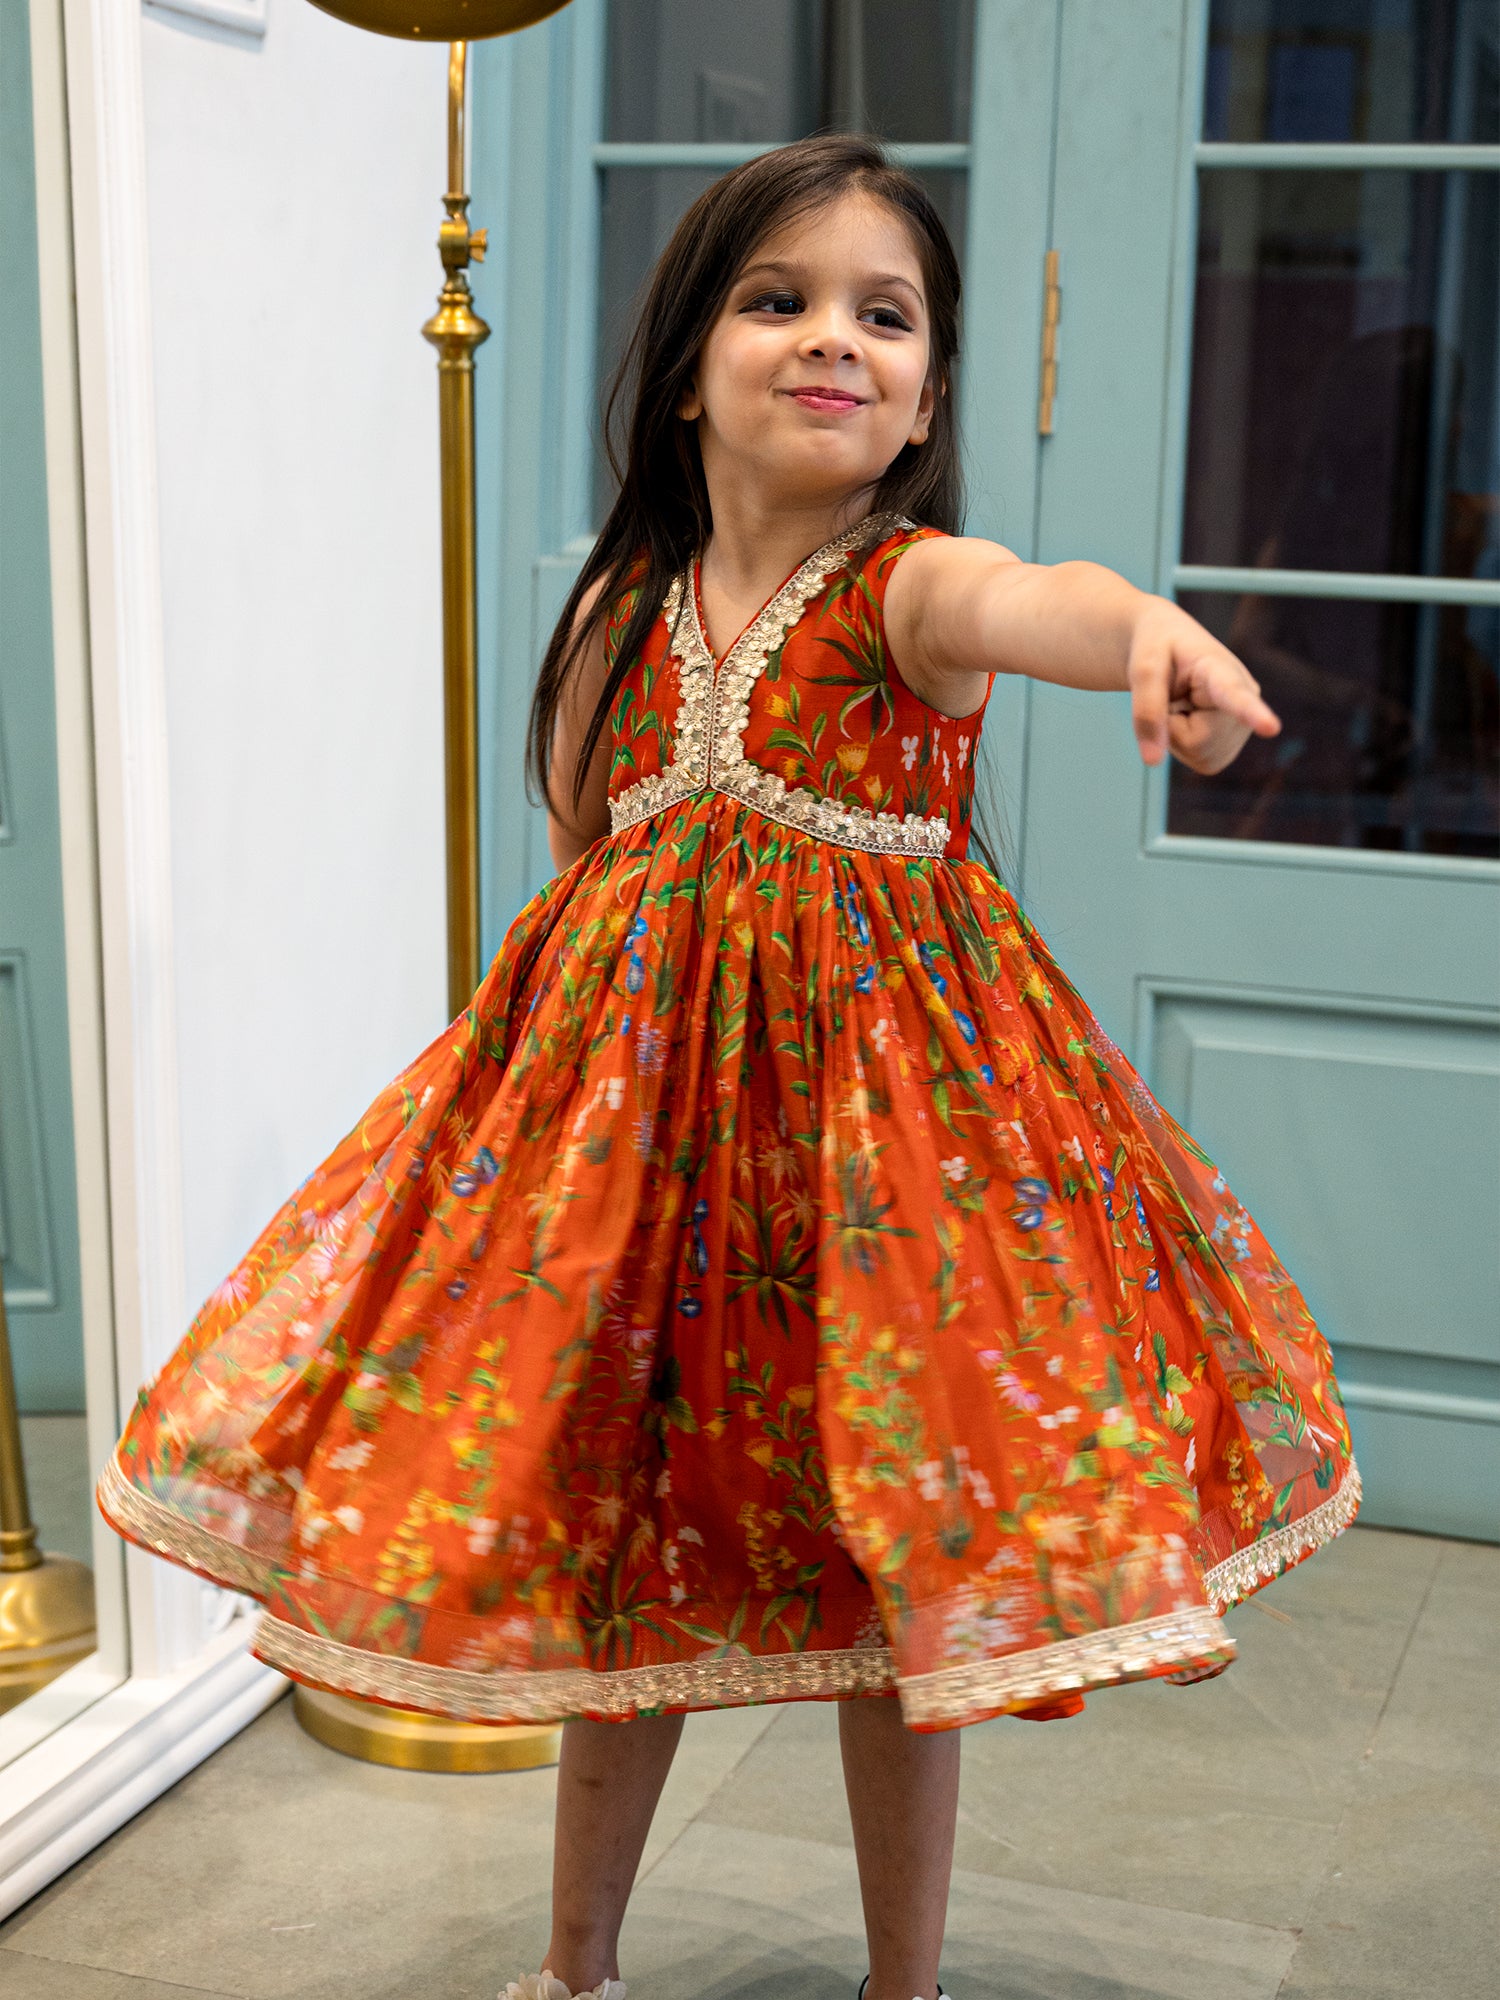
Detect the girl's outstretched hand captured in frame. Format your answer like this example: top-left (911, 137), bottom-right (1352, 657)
top-left (1127, 599), bottom-right (1281, 773)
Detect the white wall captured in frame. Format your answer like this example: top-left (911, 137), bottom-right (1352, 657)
top-left (138, 2), bottom-right (450, 1306)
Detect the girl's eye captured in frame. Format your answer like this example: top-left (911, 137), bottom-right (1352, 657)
top-left (744, 290), bottom-right (803, 316)
top-left (864, 304), bottom-right (914, 331)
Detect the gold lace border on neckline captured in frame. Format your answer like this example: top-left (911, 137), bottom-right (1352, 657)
top-left (607, 514), bottom-right (954, 858)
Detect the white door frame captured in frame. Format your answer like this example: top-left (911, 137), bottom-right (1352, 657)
top-left (0, 0), bottom-right (282, 1921)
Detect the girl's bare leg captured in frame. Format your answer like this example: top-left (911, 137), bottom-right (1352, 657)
top-left (839, 1695), bottom-right (961, 2000)
top-left (542, 1712), bottom-right (686, 1988)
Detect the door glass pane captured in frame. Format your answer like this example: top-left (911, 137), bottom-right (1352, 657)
top-left (1168, 588), bottom-right (1499, 857)
top-left (1203, 0), bottom-right (1499, 144)
top-left (1182, 169), bottom-right (1499, 579)
top-left (604, 0), bottom-right (975, 144)
top-left (604, 1), bottom-right (821, 143)
top-left (596, 164), bottom-right (723, 465)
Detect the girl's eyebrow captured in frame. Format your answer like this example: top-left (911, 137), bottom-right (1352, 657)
top-left (734, 258), bottom-right (810, 286)
top-left (734, 259), bottom-right (925, 304)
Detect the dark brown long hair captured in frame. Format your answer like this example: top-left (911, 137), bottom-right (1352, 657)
top-left (525, 133), bottom-right (1005, 871)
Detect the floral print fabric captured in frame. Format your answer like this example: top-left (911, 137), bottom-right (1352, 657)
top-left (97, 517), bottom-right (1358, 1729)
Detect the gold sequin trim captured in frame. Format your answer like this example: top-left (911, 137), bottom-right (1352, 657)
top-left (1198, 1458), bottom-right (1362, 1616)
top-left (253, 1600), bottom-right (1238, 1728)
top-left (608, 514), bottom-right (953, 858)
top-left (252, 1614), bottom-right (899, 1720)
top-left (96, 1447), bottom-right (277, 1598)
top-left (898, 1607), bottom-right (1237, 1726)
top-left (98, 1445), bottom-right (1359, 1724)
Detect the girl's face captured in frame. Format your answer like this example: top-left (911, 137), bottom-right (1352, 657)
top-left (680, 188), bottom-right (937, 515)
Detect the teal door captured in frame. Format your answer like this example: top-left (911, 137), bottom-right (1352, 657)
top-left (0, 3), bottom-right (86, 1415)
top-left (1018, 0), bottom-right (1499, 1539)
top-left (471, 0), bottom-right (1499, 1537)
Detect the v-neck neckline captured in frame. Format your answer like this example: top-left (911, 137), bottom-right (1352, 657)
top-left (688, 514), bottom-right (883, 669)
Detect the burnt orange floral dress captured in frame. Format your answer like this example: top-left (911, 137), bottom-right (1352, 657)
top-left (97, 514), bottom-right (1359, 1730)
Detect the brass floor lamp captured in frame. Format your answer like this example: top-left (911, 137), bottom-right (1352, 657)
top-left (289, 0), bottom-right (574, 1772)
top-left (0, 1284), bottom-right (95, 1716)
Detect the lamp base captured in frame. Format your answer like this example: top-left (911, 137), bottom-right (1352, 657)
top-left (0, 1553), bottom-right (96, 1715)
top-left (292, 1684), bottom-right (561, 1772)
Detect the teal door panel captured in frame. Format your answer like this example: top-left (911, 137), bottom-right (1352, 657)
top-left (1023, 0), bottom-right (1499, 1537)
top-left (468, 0), bottom-right (1499, 1535)
top-left (0, 1), bottom-right (86, 1413)
top-left (1147, 991), bottom-right (1499, 1362)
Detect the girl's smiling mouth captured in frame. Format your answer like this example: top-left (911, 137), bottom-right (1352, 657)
top-left (785, 386), bottom-right (866, 412)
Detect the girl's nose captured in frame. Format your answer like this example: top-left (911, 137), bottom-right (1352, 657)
top-left (800, 306), bottom-right (862, 363)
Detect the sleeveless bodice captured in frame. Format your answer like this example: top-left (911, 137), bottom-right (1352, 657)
top-left (604, 517), bottom-right (990, 861)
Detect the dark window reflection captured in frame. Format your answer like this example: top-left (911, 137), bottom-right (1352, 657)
top-left (604, 0), bottom-right (974, 145)
top-left (1182, 170), bottom-right (1499, 581)
top-left (1203, 0), bottom-right (1499, 144)
top-left (596, 163), bottom-right (723, 433)
top-left (1167, 588), bottom-right (1499, 856)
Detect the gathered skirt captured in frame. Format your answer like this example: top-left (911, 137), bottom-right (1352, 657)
top-left (98, 791), bottom-right (1359, 1729)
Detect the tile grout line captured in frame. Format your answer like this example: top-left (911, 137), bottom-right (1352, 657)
top-left (1363, 1540), bottom-right (1445, 1751)
top-left (634, 1709), bottom-right (787, 1888)
top-left (0, 1937), bottom-right (250, 1999)
top-left (1270, 1543), bottom-right (1448, 2000)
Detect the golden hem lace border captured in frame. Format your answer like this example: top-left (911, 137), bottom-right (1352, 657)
top-left (1200, 1456), bottom-right (1363, 1615)
top-left (97, 1450), bottom-right (1360, 1723)
top-left (254, 1616), bottom-right (902, 1719)
top-left (98, 1447), bottom-right (276, 1598)
top-left (248, 1602), bottom-right (1236, 1726)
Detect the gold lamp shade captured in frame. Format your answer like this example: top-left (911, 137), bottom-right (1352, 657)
top-left (306, 0), bottom-right (569, 38)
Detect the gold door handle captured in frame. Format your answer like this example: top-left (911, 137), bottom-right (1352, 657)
top-left (1037, 248), bottom-right (1060, 436)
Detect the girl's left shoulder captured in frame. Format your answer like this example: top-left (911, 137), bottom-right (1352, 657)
top-left (859, 515), bottom-right (950, 598)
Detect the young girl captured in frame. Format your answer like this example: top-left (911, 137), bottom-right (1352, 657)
top-left (98, 134), bottom-right (1359, 2000)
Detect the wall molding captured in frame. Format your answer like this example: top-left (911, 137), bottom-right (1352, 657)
top-left (1335, 1381), bottom-right (1500, 1427)
top-left (1131, 973), bottom-right (1500, 1057)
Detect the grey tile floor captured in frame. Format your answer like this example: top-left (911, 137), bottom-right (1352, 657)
top-left (1, 1524), bottom-right (1494, 2000)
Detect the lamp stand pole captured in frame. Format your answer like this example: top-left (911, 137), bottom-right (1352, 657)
top-left (0, 1273), bottom-right (96, 1714)
top-left (291, 40), bottom-right (559, 1772)
top-left (427, 39), bottom-right (488, 1016)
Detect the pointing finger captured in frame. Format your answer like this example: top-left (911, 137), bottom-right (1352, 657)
top-left (1130, 647), bottom-right (1170, 765)
top-left (1202, 661), bottom-right (1281, 737)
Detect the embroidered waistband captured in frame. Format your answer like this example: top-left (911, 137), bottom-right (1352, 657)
top-left (608, 771), bottom-right (951, 857)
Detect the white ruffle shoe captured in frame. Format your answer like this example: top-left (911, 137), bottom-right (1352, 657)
top-left (499, 1973), bottom-right (627, 2000)
top-left (857, 1979), bottom-right (948, 2000)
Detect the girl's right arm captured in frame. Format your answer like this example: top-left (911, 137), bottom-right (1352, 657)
top-left (546, 577), bottom-right (616, 871)
top-left (885, 534), bottom-right (1281, 775)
